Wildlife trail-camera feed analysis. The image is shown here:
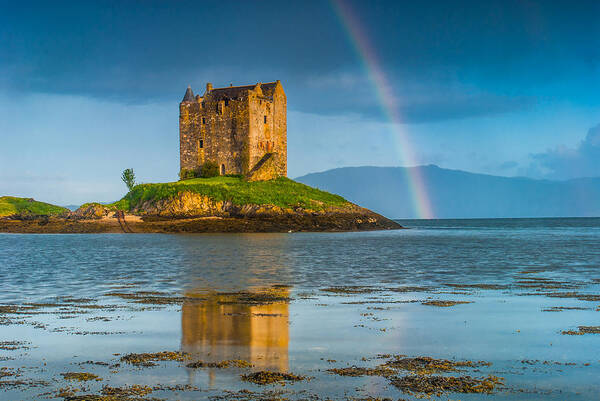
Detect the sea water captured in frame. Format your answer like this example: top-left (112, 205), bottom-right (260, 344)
top-left (1, 218), bottom-right (599, 400)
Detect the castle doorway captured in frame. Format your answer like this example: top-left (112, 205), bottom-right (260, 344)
top-left (221, 164), bottom-right (226, 175)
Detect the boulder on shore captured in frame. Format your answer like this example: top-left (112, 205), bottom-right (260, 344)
top-left (72, 203), bottom-right (111, 220)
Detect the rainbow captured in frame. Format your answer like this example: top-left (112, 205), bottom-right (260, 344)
top-left (330, 0), bottom-right (434, 219)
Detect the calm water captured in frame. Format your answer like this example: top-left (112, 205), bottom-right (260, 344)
top-left (1, 218), bottom-right (600, 400)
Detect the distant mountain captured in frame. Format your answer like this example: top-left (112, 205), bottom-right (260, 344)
top-left (295, 165), bottom-right (600, 219)
top-left (62, 202), bottom-right (115, 211)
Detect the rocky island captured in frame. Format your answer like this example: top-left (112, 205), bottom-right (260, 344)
top-left (0, 177), bottom-right (401, 233)
top-left (0, 81), bottom-right (402, 233)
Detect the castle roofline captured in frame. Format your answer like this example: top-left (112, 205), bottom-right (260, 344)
top-left (182, 86), bottom-right (195, 102)
top-left (204, 81), bottom-right (281, 99)
top-left (209, 81), bottom-right (278, 91)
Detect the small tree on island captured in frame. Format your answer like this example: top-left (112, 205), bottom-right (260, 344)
top-left (121, 168), bottom-right (136, 191)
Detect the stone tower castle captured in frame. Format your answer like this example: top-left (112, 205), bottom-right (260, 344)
top-left (179, 81), bottom-right (287, 181)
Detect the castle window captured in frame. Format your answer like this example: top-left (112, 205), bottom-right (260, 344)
top-left (225, 99), bottom-right (229, 106)
top-left (201, 101), bottom-right (205, 108)
top-left (199, 139), bottom-right (203, 148)
top-left (202, 117), bottom-right (206, 124)
top-left (264, 115), bottom-right (267, 124)
top-left (221, 164), bottom-right (226, 175)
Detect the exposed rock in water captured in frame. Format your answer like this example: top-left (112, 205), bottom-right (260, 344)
top-left (0, 210), bottom-right (401, 233)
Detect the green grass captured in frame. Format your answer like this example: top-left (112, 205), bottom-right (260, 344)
top-left (118, 176), bottom-right (348, 211)
top-left (0, 196), bottom-right (69, 217)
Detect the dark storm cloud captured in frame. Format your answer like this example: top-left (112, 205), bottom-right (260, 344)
top-left (1, 0), bottom-right (599, 122)
top-left (527, 125), bottom-right (600, 180)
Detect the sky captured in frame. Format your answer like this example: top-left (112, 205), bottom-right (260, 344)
top-left (1, 0), bottom-right (599, 204)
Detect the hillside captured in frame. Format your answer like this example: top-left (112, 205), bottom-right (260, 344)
top-left (118, 176), bottom-right (348, 215)
top-left (1, 177), bottom-right (401, 233)
top-left (296, 166), bottom-right (600, 219)
top-left (0, 196), bottom-right (68, 217)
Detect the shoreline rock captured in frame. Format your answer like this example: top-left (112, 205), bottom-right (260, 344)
top-left (0, 206), bottom-right (402, 234)
top-left (1, 188), bottom-right (403, 233)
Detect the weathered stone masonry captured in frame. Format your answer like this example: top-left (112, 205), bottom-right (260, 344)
top-left (179, 81), bottom-right (287, 180)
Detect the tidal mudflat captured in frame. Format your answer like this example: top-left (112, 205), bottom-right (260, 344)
top-left (1, 218), bottom-right (600, 400)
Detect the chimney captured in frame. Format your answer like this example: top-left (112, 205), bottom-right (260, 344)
top-left (206, 83), bottom-right (213, 92)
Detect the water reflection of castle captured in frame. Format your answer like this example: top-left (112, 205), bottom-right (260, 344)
top-left (181, 288), bottom-right (290, 376)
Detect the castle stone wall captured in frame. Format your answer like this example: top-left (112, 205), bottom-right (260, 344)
top-left (179, 81), bottom-right (286, 179)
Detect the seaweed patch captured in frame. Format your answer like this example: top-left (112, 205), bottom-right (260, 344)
top-left (186, 359), bottom-right (253, 369)
top-left (61, 372), bottom-right (102, 382)
top-left (390, 374), bottom-right (503, 396)
top-left (120, 351), bottom-right (189, 366)
top-left (241, 371), bottom-right (306, 385)
top-left (421, 300), bottom-right (472, 307)
top-left (561, 326), bottom-right (600, 335)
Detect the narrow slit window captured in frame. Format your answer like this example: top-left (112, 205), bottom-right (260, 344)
top-left (264, 115), bottom-right (267, 124)
top-left (202, 117), bottom-right (206, 124)
top-left (199, 139), bottom-right (203, 148)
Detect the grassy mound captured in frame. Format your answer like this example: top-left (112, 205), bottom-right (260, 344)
top-left (0, 196), bottom-right (68, 217)
top-left (117, 176), bottom-right (348, 211)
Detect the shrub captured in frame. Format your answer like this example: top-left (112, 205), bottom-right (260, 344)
top-left (200, 161), bottom-right (220, 178)
top-left (180, 162), bottom-right (221, 179)
top-left (179, 169), bottom-right (197, 180)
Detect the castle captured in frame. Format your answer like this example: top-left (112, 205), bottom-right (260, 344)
top-left (179, 81), bottom-right (287, 181)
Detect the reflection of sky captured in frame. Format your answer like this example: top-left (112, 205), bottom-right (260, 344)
top-left (2, 222), bottom-right (600, 304)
